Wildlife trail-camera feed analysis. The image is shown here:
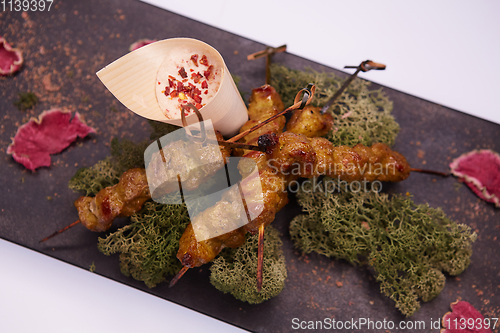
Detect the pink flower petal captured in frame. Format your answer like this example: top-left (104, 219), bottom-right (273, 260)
top-left (441, 300), bottom-right (492, 333)
top-left (7, 109), bottom-right (96, 171)
top-left (450, 149), bottom-right (500, 207)
top-left (0, 36), bottom-right (23, 76)
top-left (129, 39), bottom-right (156, 52)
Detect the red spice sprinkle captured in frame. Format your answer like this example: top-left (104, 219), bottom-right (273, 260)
top-left (204, 90), bottom-right (208, 95)
top-left (164, 86), bottom-right (170, 96)
top-left (192, 94), bottom-right (202, 104)
top-left (195, 103), bottom-right (202, 109)
top-left (177, 81), bottom-right (184, 92)
top-left (158, 81), bottom-right (161, 85)
top-left (190, 54), bottom-right (199, 66)
top-left (168, 75), bottom-right (176, 81)
top-left (191, 72), bottom-right (202, 83)
top-left (178, 67), bottom-right (188, 78)
top-left (190, 68), bottom-right (194, 72)
top-left (204, 65), bottom-right (213, 80)
top-left (168, 79), bottom-right (174, 88)
top-left (201, 80), bottom-right (208, 89)
top-left (170, 90), bottom-right (178, 98)
top-left (199, 54), bottom-right (209, 66)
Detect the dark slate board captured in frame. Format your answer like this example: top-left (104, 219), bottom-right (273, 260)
top-left (1, 1), bottom-right (499, 332)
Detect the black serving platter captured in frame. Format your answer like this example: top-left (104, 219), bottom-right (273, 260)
top-left (0, 1), bottom-right (499, 332)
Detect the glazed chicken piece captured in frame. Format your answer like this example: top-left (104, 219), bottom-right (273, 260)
top-left (74, 168), bottom-right (151, 232)
top-left (286, 105), bottom-right (333, 138)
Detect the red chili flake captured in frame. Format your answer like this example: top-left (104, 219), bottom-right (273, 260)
top-left (192, 94), bottom-right (202, 104)
top-left (170, 90), bottom-right (178, 98)
top-left (190, 69), bottom-right (194, 72)
top-left (168, 75), bottom-right (176, 81)
top-left (182, 79), bottom-right (188, 83)
top-left (190, 54), bottom-right (199, 66)
top-left (193, 87), bottom-right (202, 96)
top-left (201, 80), bottom-right (208, 89)
top-left (168, 79), bottom-right (174, 88)
top-left (178, 67), bottom-right (187, 78)
top-left (177, 81), bottom-right (184, 92)
top-left (204, 65), bottom-right (213, 80)
top-left (204, 90), bottom-right (208, 95)
top-left (164, 86), bottom-right (170, 96)
top-left (191, 72), bottom-right (202, 83)
top-left (195, 103), bottom-right (202, 109)
top-left (199, 54), bottom-right (209, 66)
top-left (158, 81), bottom-right (161, 85)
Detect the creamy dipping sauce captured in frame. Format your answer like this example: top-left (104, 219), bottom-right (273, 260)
top-left (156, 46), bottom-right (223, 119)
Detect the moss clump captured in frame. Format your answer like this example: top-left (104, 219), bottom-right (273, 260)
top-left (14, 92), bottom-right (38, 111)
top-left (210, 226), bottom-right (287, 304)
top-left (270, 64), bottom-right (399, 147)
top-left (289, 179), bottom-right (476, 316)
top-left (68, 138), bottom-right (148, 196)
top-left (98, 201), bottom-right (190, 288)
top-left (68, 157), bottom-right (120, 196)
top-left (147, 119), bottom-right (181, 142)
top-left (109, 138), bottom-right (149, 175)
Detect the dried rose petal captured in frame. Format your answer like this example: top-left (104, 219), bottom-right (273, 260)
top-left (450, 149), bottom-right (500, 207)
top-left (129, 39), bottom-right (156, 52)
top-left (0, 36), bottom-right (23, 76)
top-left (7, 109), bottom-right (96, 171)
top-left (441, 300), bottom-right (492, 333)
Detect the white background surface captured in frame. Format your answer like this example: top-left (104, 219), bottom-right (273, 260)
top-left (1, 1), bottom-right (499, 333)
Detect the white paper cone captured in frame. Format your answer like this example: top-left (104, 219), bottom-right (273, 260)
top-left (96, 38), bottom-right (248, 136)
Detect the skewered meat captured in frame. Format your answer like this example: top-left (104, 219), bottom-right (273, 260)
top-left (73, 129), bottom-right (230, 233)
top-left (74, 168), bottom-right (150, 232)
top-left (177, 131), bottom-right (410, 266)
top-left (286, 105), bottom-right (333, 138)
top-left (234, 85), bottom-right (286, 156)
top-left (264, 131), bottom-right (410, 183)
top-left (146, 130), bottom-right (231, 197)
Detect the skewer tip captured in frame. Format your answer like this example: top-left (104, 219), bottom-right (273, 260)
top-left (256, 224), bottom-right (265, 292)
top-left (39, 220), bottom-right (81, 243)
top-left (169, 266), bottom-right (189, 288)
top-left (410, 167), bottom-right (450, 177)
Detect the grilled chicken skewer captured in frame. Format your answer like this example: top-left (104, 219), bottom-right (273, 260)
top-left (176, 132), bottom-right (410, 266)
top-left (44, 83), bottom-right (421, 295)
top-left (40, 130), bottom-right (231, 241)
top-left (40, 168), bottom-right (151, 242)
top-left (174, 85), bottom-right (410, 288)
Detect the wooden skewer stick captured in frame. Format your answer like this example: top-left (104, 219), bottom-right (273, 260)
top-left (411, 167), bottom-right (449, 177)
top-left (228, 84), bottom-right (316, 143)
top-left (247, 44), bottom-right (287, 85)
top-left (169, 266), bottom-right (189, 287)
top-left (256, 224), bottom-right (265, 292)
top-left (321, 60), bottom-right (386, 114)
top-left (39, 220), bottom-right (81, 243)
